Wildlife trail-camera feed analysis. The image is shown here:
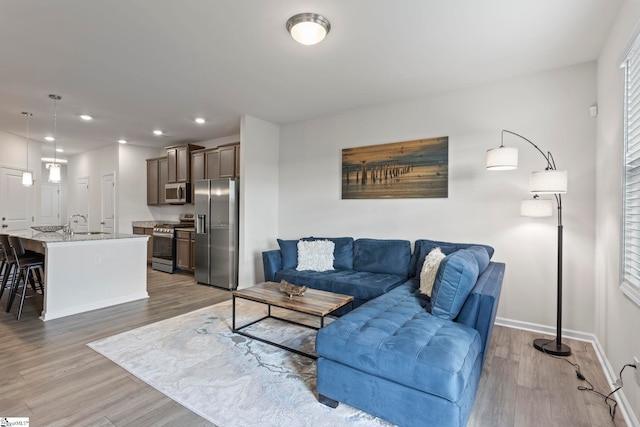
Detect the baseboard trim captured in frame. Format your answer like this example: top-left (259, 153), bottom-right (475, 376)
top-left (495, 317), bottom-right (639, 427)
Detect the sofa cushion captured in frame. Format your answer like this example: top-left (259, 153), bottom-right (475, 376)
top-left (316, 283), bottom-right (483, 402)
top-left (430, 249), bottom-right (479, 320)
top-left (353, 238), bottom-right (411, 277)
top-left (296, 240), bottom-right (335, 271)
top-left (277, 239), bottom-right (299, 269)
top-left (410, 239), bottom-right (494, 277)
top-left (274, 269), bottom-right (406, 301)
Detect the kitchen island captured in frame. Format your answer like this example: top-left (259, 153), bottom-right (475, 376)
top-left (11, 230), bottom-right (149, 321)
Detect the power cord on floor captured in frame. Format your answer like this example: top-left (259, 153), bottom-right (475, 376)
top-left (537, 338), bottom-right (638, 421)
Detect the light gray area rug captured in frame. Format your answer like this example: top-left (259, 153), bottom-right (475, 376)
top-left (88, 299), bottom-right (392, 427)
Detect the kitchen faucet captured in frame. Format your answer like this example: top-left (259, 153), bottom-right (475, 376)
top-left (65, 214), bottom-right (87, 235)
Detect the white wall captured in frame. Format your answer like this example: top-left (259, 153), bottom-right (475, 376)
top-left (67, 145), bottom-right (118, 231)
top-left (278, 63), bottom-right (597, 335)
top-left (117, 144), bottom-right (159, 233)
top-left (239, 115), bottom-right (280, 287)
top-left (596, 1), bottom-right (640, 421)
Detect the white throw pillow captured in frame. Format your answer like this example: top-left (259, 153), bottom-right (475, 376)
top-left (296, 240), bottom-right (335, 271)
top-left (420, 247), bottom-right (445, 297)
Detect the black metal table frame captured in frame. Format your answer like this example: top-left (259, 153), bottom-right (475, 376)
top-left (231, 295), bottom-right (353, 360)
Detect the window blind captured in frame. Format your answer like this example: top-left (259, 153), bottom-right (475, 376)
top-left (623, 35), bottom-right (640, 289)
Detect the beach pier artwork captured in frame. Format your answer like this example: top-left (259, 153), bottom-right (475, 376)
top-left (341, 136), bottom-right (448, 199)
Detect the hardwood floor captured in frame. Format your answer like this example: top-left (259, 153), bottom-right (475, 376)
top-left (0, 269), bottom-right (628, 426)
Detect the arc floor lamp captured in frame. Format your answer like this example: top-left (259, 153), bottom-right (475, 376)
top-left (486, 130), bottom-right (570, 356)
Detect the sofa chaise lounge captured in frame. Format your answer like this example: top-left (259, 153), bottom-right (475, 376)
top-left (262, 237), bottom-right (505, 427)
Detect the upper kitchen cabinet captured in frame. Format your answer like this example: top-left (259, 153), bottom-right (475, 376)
top-left (147, 156), bottom-right (170, 205)
top-left (166, 144), bottom-right (203, 183)
top-left (219, 144), bottom-right (236, 178)
top-left (191, 142), bottom-right (240, 182)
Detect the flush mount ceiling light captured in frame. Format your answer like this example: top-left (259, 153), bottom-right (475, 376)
top-left (45, 136), bottom-right (55, 142)
top-left (153, 129), bottom-right (164, 136)
top-left (195, 117), bottom-right (206, 124)
top-left (286, 13), bottom-right (331, 45)
top-left (80, 114), bottom-right (93, 121)
top-left (118, 139), bottom-right (127, 144)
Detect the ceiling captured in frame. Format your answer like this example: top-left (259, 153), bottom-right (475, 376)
top-left (0, 0), bottom-right (622, 157)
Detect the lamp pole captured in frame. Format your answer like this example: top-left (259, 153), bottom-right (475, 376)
top-left (498, 130), bottom-right (571, 356)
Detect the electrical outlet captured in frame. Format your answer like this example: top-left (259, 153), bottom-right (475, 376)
top-left (635, 357), bottom-right (640, 386)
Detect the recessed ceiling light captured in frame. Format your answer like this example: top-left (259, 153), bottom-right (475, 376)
top-left (153, 129), bottom-right (164, 136)
top-left (56, 148), bottom-right (64, 153)
top-left (45, 136), bottom-right (55, 142)
top-left (195, 117), bottom-right (206, 124)
top-left (118, 139), bottom-right (127, 144)
top-left (80, 114), bottom-right (93, 121)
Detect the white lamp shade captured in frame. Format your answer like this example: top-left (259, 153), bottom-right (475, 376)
top-left (529, 170), bottom-right (567, 194)
top-left (521, 198), bottom-right (553, 217)
top-left (486, 146), bottom-right (518, 170)
top-left (49, 163), bottom-right (61, 183)
top-left (21, 171), bottom-right (33, 187)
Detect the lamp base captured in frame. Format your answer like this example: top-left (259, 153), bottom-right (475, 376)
top-left (533, 338), bottom-right (571, 356)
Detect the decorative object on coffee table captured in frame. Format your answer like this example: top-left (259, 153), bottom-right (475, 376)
top-left (279, 279), bottom-right (307, 298)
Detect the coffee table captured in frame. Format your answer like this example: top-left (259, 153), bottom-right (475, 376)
top-left (232, 282), bottom-right (354, 359)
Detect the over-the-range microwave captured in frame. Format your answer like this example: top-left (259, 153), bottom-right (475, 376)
top-left (165, 182), bottom-right (190, 204)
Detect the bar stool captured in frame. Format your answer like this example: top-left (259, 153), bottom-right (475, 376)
top-left (0, 235), bottom-right (12, 300)
top-left (6, 236), bottom-right (45, 320)
top-left (0, 234), bottom-right (18, 301)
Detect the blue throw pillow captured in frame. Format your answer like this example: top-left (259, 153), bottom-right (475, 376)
top-left (430, 249), bottom-right (480, 320)
top-left (277, 239), bottom-right (299, 269)
top-left (467, 245), bottom-right (490, 274)
top-left (409, 239), bottom-right (494, 277)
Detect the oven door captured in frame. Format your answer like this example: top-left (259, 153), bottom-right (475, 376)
top-left (152, 232), bottom-right (176, 273)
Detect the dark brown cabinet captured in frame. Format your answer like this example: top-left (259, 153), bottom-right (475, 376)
top-left (219, 145), bottom-right (236, 178)
top-left (146, 157), bottom-right (169, 205)
top-left (190, 142), bottom-right (239, 185)
top-left (205, 149), bottom-right (221, 179)
top-left (191, 151), bottom-right (205, 201)
top-left (166, 144), bottom-right (203, 184)
top-left (158, 157), bottom-right (168, 205)
top-left (176, 229), bottom-right (193, 272)
top-left (132, 226), bottom-right (154, 264)
top-left (146, 159), bottom-right (159, 205)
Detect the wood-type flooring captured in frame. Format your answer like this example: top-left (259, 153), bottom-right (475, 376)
top-left (0, 268), bottom-right (629, 426)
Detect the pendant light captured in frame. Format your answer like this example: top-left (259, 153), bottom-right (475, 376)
top-left (48, 94), bottom-right (61, 183)
top-left (21, 112), bottom-right (34, 186)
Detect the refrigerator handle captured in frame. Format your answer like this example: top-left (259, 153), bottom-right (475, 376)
top-left (196, 214), bottom-right (206, 234)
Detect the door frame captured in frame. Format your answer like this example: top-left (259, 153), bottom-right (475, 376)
top-left (101, 171), bottom-right (116, 233)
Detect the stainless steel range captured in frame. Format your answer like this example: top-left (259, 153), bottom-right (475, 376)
top-left (151, 213), bottom-right (194, 273)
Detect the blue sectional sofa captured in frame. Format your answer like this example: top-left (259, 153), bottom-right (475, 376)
top-left (262, 237), bottom-right (505, 427)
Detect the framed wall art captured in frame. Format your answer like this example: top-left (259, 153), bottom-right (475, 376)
top-left (341, 136), bottom-right (448, 199)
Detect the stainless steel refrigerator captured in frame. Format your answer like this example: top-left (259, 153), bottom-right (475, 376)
top-left (194, 178), bottom-right (239, 290)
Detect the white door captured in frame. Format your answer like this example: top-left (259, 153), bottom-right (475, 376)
top-left (41, 183), bottom-right (61, 225)
top-left (0, 167), bottom-right (34, 233)
top-left (101, 172), bottom-right (115, 233)
top-left (76, 176), bottom-right (90, 232)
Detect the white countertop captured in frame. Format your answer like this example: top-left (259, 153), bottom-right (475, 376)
top-left (12, 230), bottom-right (147, 245)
